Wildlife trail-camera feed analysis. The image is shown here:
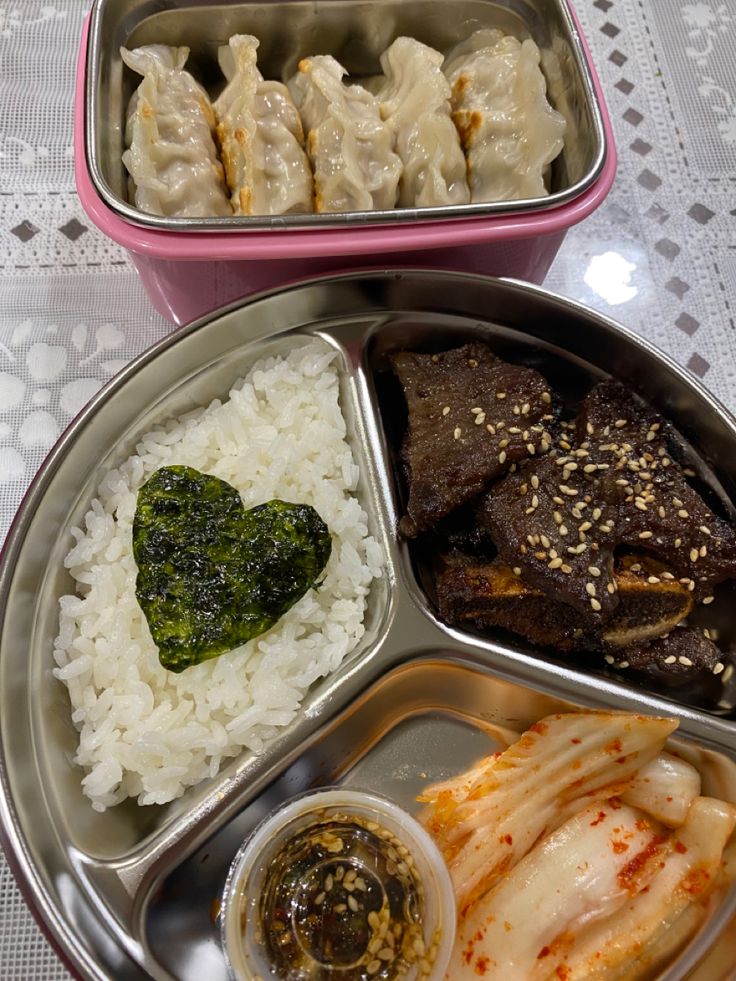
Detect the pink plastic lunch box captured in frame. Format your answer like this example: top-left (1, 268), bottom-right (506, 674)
top-left (74, 7), bottom-right (617, 326)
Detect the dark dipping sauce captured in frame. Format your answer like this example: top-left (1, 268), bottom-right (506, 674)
top-left (254, 812), bottom-right (437, 980)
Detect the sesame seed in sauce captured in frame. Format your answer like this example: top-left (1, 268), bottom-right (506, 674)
top-left (486, 423), bottom-right (496, 435)
top-left (513, 566), bottom-right (522, 576)
top-left (559, 525), bottom-right (569, 536)
top-left (527, 443), bottom-right (536, 454)
top-left (713, 662), bottom-right (725, 675)
top-left (542, 391), bottom-right (552, 404)
top-left (498, 450), bottom-right (507, 464)
top-left (689, 548), bottom-right (699, 562)
top-left (531, 475), bottom-right (540, 490)
top-left (453, 427), bottom-right (462, 440)
top-left (471, 407), bottom-right (482, 414)
top-left (561, 564), bottom-right (573, 574)
top-left (588, 565), bottom-right (601, 576)
top-left (678, 656), bottom-right (694, 667)
top-left (475, 413), bottom-right (486, 425)
top-left (702, 595), bottom-right (714, 604)
top-left (699, 545), bottom-right (708, 557)
top-left (496, 391), bottom-right (506, 399)
top-left (585, 583), bottom-right (596, 597)
top-left (441, 406), bottom-right (450, 416)
top-left (639, 531), bottom-right (653, 539)
top-left (647, 576), bottom-right (660, 584)
top-left (678, 509), bottom-right (689, 519)
top-left (590, 597), bottom-right (602, 611)
top-left (548, 557), bottom-right (563, 569)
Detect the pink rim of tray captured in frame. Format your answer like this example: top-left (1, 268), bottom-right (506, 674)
top-left (74, 8), bottom-right (617, 261)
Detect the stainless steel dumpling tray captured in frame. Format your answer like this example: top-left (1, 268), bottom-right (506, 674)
top-left (85, 0), bottom-right (608, 229)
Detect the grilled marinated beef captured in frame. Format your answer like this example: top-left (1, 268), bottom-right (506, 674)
top-left (611, 626), bottom-right (726, 690)
top-left (475, 453), bottom-right (620, 619)
top-left (577, 381), bottom-right (736, 598)
top-left (436, 553), bottom-right (693, 653)
top-left (477, 380), bottom-right (736, 616)
top-left (390, 343), bottom-right (555, 537)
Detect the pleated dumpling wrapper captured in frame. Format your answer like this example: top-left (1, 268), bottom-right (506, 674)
top-left (214, 35), bottom-right (313, 216)
top-left (288, 55), bottom-right (402, 214)
top-left (121, 45), bottom-right (232, 217)
top-left (443, 29), bottom-right (566, 203)
top-left (376, 37), bottom-right (469, 208)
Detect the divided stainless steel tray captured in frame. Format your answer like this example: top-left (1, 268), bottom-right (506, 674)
top-left (1, 271), bottom-right (735, 980)
top-left (85, 0), bottom-right (607, 230)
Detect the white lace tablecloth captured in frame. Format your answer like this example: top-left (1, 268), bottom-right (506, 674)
top-left (1, 1), bottom-right (736, 977)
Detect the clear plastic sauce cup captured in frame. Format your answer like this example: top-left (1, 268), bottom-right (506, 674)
top-left (221, 788), bottom-right (456, 980)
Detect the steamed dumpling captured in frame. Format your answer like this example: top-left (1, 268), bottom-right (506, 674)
top-left (377, 37), bottom-right (469, 208)
top-left (287, 55), bottom-right (401, 213)
top-left (443, 29), bottom-right (566, 203)
top-left (121, 45), bottom-right (232, 217)
top-left (214, 35), bottom-right (313, 216)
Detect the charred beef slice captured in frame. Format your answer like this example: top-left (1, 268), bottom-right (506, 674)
top-left (390, 343), bottom-right (555, 537)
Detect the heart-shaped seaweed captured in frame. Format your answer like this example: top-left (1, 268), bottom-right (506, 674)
top-left (132, 465), bottom-right (332, 673)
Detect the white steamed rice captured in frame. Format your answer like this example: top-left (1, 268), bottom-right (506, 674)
top-left (53, 341), bottom-right (383, 811)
